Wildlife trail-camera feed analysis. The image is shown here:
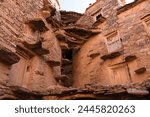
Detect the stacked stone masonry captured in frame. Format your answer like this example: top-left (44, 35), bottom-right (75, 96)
top-left (0, 0), bottom-right (150, 99)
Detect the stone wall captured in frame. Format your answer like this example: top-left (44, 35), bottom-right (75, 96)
top-left (0, 0), bottom-right (60, 46)
top-left (0, 0), bottom-right (61, 91)
top-left (0, 0), bottom-right (44, 45)
top-left (0, 0), bottom-right (150, 99)
top-left (73, 0), bottom-right (150, 87)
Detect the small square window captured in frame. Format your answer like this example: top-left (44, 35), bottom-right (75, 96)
top-left (91, 8), bottom-right (102, 22)
top-left (105, 31), bottom-right (122, 53)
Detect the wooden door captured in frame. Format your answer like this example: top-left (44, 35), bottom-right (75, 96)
top-left (10, 55), bottom-right (28, 87)
top-left (110, 63), bottom-right (131, 85)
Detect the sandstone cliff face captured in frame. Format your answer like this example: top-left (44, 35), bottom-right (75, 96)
top-left (0, 0), bottom-right (150, 100)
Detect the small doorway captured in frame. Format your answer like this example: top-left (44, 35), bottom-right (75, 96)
top-left (110, 63), bottom-right (131, 85)
top-left (61, 49), bottom-right (74, 87)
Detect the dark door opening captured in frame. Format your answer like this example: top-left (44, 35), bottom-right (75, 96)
top-left (62, 49), bottom-right (73, 61)
top-left (96, 14), bottom-right (102, 21)
top-left (61, 49), bottom-right (74, 87)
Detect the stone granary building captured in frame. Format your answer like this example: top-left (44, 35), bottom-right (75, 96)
top-left (0, 0), bottom-right (150, 99)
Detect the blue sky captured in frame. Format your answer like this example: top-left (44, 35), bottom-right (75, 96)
top-left (60, 0), bottom-right (134, 13)
top-left (60, 0), bottom-right (96, 13)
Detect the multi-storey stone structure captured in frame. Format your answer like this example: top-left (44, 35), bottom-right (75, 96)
top-left (75, 0), bottom-right (150, 86)
top-left (0, 0), bottom-right (150, 99)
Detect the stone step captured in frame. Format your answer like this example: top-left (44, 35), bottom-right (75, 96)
top-left (127, 88), bottom-right (149, 96)
top-left (62, 58), bottom-right (72, 65)
top-left (55, 75), bottom-right (69, 81)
